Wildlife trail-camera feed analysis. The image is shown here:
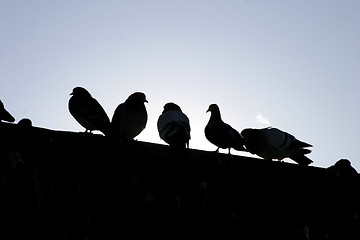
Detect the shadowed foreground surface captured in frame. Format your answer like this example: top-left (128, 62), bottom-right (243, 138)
top-left (0, 122), bottom-right (359, 239)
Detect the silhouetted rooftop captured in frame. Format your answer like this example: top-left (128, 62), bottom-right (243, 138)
top-left (0, 122), bottom-right (359, 239)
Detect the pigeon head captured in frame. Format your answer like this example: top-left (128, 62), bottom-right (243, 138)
top-left (240, 128), bottom-right (259, 142)
top-left (240, 128), bottom-right (258, 141)
top-left (206, 104), bottom-right (222, 120)
top-left (240, 128), bottom-right (251, 139)
top-left (126, 92), bottom-right (148, 104)
top-left (163, 102), bottom-right (182, 113)
top-left (206, 104), bottom-right (220, 114)
top-left (70, 87), bottom-right (91, 97)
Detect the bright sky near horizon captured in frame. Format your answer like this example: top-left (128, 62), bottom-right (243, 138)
top-left (1, 1), bottom-right (359, 170)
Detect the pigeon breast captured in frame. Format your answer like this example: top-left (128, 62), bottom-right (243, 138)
top-left (110, 92), bottom-right (148, 141)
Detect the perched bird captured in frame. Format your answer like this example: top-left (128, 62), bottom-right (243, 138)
top-left (111, 92), bottom-right (148, 141)
top-left (18, 118), bottom-right (32, 127)
top-left (68, 87), bottom-right (110, 135)
top-left (157, 102), bottom-right (191, 149)
top-left (327, 159), bottom-right (358, 177)
top-left (205, 104), bottom-right (246, 154)
top-left (0, 100), bottom-right (15, 123)
top-left (241, 127), bottom-right (313, 165)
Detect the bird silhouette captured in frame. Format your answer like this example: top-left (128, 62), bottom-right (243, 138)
top-left (241, 127), bottom-right (313, 165)
top-left (0, 100), bottom-right (15, 123)
top-left (157, 102), bottom-right (191, 149)
top-left (205, 104), bottom-right (246, 154)
top-left (18, 118), bottom-right (32, 127)
top-left (111, 92), bottom-right (148, 141)
top-left (327, 159), bottom-right (358, 177)
top-left (68, 87), bottom-right (110, 135)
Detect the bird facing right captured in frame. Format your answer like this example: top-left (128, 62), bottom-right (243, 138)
top-left (241, 127), bottom-right (313, 166)
top-left (205, 104), bottom-right (246, 154)
top-left (110, 92), bottom-right (148, 141)
top-left (157, 102), bottom-right (191, 149)
top-left (0, 100), bottom-right (15, 123)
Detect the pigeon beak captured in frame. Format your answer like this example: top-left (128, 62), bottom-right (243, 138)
top-left (206, 108), bottom-right (210, 113)
top-left (145, 99), bottom-right (148, 103)
top-left (70, 91), bottom-right (74, 96)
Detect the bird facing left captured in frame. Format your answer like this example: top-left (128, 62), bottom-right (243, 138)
top-left (205, 104), bottom-right (247, 154)
top-left (68, 87), bottom-right (110, 136)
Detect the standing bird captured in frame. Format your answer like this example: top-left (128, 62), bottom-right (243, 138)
top-left (157, 102), bottom-right (191, 149)
top-left (205, 104), bottom-right (246, 154)
top-left (241, 127), bottom-right (313, 165)
top-left (111, 92), bottom-right (148, 141)
top-left (0, 100), bottom-right (15, 123)
top-left (68, 87), bottom-right (110, 135)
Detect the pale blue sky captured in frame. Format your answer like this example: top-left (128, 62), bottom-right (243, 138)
top-left (1, 1), bottom-right (359, 170)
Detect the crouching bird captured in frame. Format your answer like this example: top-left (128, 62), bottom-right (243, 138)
top-left (205, 104), bottom-right (246, 154)
top-left (241, 127), bottom-right (313, 166)
top-left (68, 87), bottom-right (110, 135)
top-left (157, 102), bottom-right (190, 149)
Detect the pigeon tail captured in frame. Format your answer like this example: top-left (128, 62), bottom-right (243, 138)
top-left (298, 148), bottom-right (312, 155)
top-left (162, 124), bottom-right (190, 149)
top-left (100, 124), bottom-right (111, 137)
top-left (1, 111), bottom-right (15, 122)
top-left (290, 153), bottom-right (313, 166)
top-left (296, 140), bottom-right (313, 148)
top-left (232, 143), bottom-right (247, 152)
top-left (0, 100), bottom-right (15, 123)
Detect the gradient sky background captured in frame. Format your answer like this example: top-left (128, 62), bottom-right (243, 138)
top-left (1, 1), bottom-right (359, 170)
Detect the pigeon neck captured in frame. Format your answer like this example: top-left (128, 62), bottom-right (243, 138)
top-left (210, 110), bottom-right (222, 121)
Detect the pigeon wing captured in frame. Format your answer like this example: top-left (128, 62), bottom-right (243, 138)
top-left (84, 98), bottom-right (110, 133)
top-left (289, 152), bottom-right (313, 166)
top-left (69, 96), bottom-right (110, 134)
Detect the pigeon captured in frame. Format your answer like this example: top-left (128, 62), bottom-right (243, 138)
top-left (205, 104), bottom-right (246, 154)
top-left (18, 118), bottom-right (32, 127)
top-left (157, 102), bottom-right (191, 149)
top-left (327, 159), bottom-right (358, 177)
top-left (110, 92), bottom-right (148, 141)
top-left (0, 100), bottom-right (15, 123)
top-left (241, 127), bottom-right (313, 165)
top-left (68, 87), bottom-right (110, 135)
